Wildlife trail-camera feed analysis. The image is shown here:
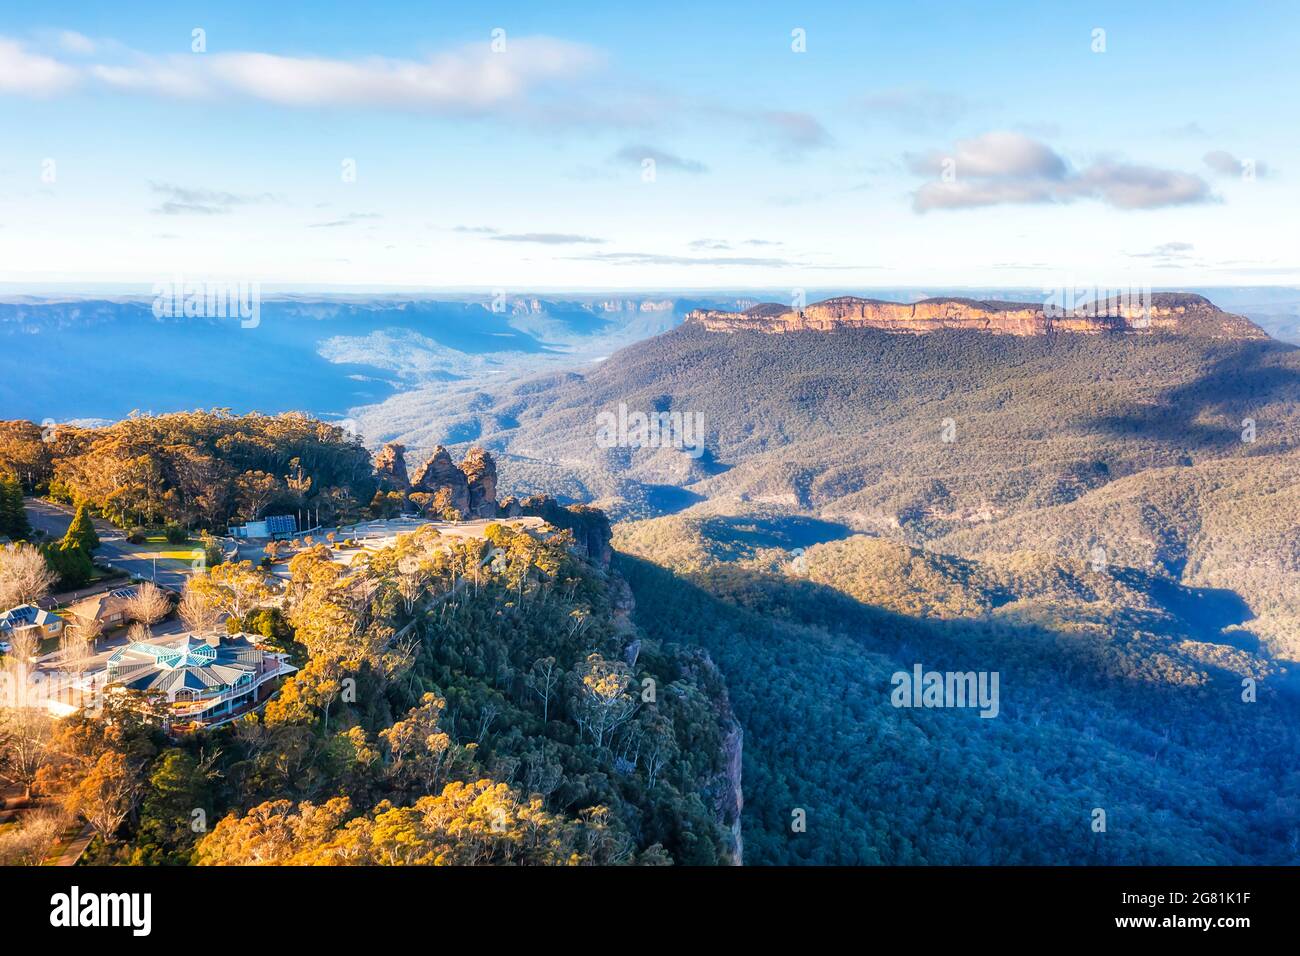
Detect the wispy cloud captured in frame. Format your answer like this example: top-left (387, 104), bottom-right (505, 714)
top-left (5, 34), bottom-right (603, 117)
top-left (0, 37), bottom-right (78, 94)
top-left (308, 212), bottom-right (383, 228)
top-left (454, 226), bottom-right (607, 244)
top-left (611, 145), bottom-right (708, 173)
top-left (1126, 241), bottom-right (1197, 263)
top-left (766, 190), bottom-right (825, 207)
top-left (697, 106), bottom-right (832, 159)
top-left (491, 232), bottom-right (607, 245)
top-left (565, 251), bottom-right (791, 267)
top-left (857, 87), bottom-right (973, 132)
top-left (1063, 162), bottom-right (1212, 210)
top-left (753, 110), bottom-right (832, 156)
top-left (150, 181), bottom-right (280, 215)
top-left (908, 132), bottom-right (1212, 212)
top-left (1203, 149), bottom-right (1270, 178)
top-left (56, 31), bottom-right (98, 55)
top-left (688, 238), bottom-right (781, 251)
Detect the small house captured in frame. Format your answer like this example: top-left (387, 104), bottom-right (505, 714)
top-left (0, 604), bottom-right (65, 644)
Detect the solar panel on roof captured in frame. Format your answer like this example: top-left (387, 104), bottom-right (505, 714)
top-left (265, 514), bottom-right (297, 535)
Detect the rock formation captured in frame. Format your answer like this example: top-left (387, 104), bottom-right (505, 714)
top-left (663, 645), bottom-right (743, 865)
top-left (373, 442), bottom-right (409, 490)
top-left (686, 292), bottom-right (1267, 339)
top-left (461, 446), bottom-right (499, 518)
top-left (410, 445), bottom-right (471, 516)
top-left (519, 495), bottom-right (612, 568)
top-left (406, 445), bottom-right (499, 519)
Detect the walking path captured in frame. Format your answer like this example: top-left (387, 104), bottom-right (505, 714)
top-left (52, 822), bottom-right (95, 866)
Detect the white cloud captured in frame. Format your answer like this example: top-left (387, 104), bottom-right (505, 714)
top-left (88, 37), bottom-right (602, 114)
top-left (909, 131), bottom-right (1212, 212)
top-left (0, 38), bottom-right (79, 95)
top-left (1063, 162), bottom-right (1211, 209)
top-left (907, 131), bottom-right (1067, 179)
top-left (89, 60), bottom-right (210, 97)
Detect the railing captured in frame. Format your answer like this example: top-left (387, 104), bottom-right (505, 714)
top-left (169, 689), bottom-right (252, 716)
top-left (167, 662), bottom-right (293, 715)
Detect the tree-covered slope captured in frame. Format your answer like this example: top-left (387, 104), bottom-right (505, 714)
top-left (423, 319), bottom-right (1300, 518)
top-left (55, 519), bottom-right (739, 866)
top-left (614, 518), bottom-right (1300, 865)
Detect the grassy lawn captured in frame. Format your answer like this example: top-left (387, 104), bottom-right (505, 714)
top-left (128, 535), bottom-right (205, 562)
top-left (155, 548), bottom-right (205, 561)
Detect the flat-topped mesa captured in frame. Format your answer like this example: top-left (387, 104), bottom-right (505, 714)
top-left (686, 293), bottom-right (1268, 339)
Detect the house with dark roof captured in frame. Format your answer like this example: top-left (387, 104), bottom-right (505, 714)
top-left (65, 586), bottom-right (135, 631)
top-left (0, 603), bottom-right (65, 644)
top-left (65, 584), bottom-right (175, 632)
top-left (104, 633), bottom-right (296, 730)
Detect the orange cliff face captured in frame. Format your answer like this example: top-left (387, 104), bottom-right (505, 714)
top-left (685, 293), bottom-right (1269, 339)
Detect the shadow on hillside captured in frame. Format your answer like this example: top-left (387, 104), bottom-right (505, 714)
top-left (1087, 343), bottom-right (1300, 448)
top-left (698, 514), bottom-right (855, 551)
top-left (1111, 568), bottom-right (1256, 648)
top-left (615, 549), bottom-right (1300, 865)
top-left (621, 548), bottom-right (1289, 712)
top-left (641, 484), bottom-right (706, 515)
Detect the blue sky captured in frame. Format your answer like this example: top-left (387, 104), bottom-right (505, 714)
top-left (1, 1), bottom-right (1296, 288)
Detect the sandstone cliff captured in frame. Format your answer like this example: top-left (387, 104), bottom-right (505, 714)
top-left (611, 569), bottom-right (743, 865)
top-left (461, 446), bottom-right (499, 518)
top-left (402, 445), bottom-right (501, 519)
top-left (518, 494), bottom-right (613, 568)
top-left (373, 441), bottom-right (410, 490)
top-left (686, 292), bottom-right (1267, 339)
top-left (410, 446), bottom-right (472, 516)
top-left (664, 644), bottom-right (743, 865)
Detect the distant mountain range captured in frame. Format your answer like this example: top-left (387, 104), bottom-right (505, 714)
top-left (5, 287), bottom-right (1298, 425)
top-left (686, 292), bottom-right (1269, 338)
top-left (0, 293), bottom-right (751, 422)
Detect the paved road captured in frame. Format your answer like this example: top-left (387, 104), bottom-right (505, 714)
top-left (24, 498), bottom-right (197, 591)
top-left (23, 497), bottom-right (76, 539)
